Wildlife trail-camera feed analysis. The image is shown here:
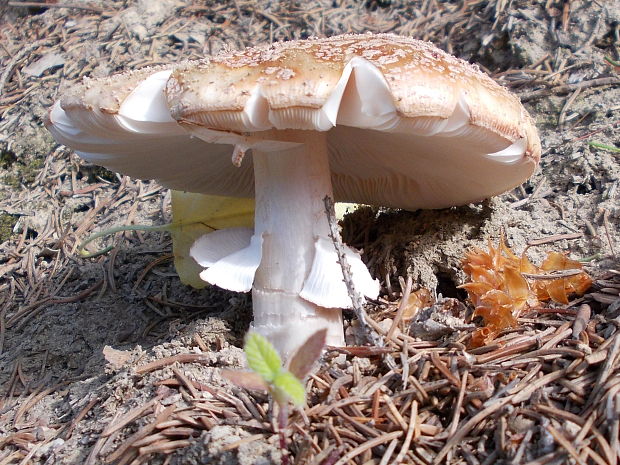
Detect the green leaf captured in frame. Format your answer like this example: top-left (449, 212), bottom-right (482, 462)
top-left (588, 141), bottom-right (620, 153)
top-left (244, 332), bottom-right (282, 383)
top-left (272, 370), bottom-right (306, 407)
top-left (169, 191), bottom-right (254, 288)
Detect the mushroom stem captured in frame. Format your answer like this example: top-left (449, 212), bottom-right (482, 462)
top-left (251, 130), bottom-right (344, 357)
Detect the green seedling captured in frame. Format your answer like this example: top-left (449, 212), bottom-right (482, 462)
top-left (588, 141), bottom-right (620, 153)
top-left (78, 223), bottom-right (170, 258)
top-left (604, 56), bottom-right (620, 68)
top-left (222, 329), bottom-right (327, 464)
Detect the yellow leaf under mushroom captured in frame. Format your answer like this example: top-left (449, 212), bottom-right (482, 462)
top-left (169, 192), bottom-right (359, 289)
top-left (170, 191), bottom-right (254, 288)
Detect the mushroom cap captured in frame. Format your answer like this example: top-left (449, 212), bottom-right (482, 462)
top-left (47, 33), bottom-right (540, 209)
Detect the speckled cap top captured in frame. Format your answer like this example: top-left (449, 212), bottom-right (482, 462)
top-left (167, 33), bottom-right (539, 157)
top-left (46, 33), bottom-right (540, 209)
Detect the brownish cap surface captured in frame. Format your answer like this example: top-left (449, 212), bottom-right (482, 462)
top-left (47, 33), bottom-right (541, 209)
top-left (62, 65), bottom-right (171, 114)
top-left (166, 33), bottom-right (540, 163)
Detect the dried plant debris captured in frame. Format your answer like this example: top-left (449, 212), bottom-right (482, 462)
top-left (46, 276), bottom-right (619, 465)
top-left (461, 235), bottom-right (593, 347)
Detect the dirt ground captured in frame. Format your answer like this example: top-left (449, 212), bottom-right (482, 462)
top-left (0, 1), bottom-right (619, 464)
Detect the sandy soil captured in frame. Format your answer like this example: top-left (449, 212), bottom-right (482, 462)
top-left (0, 1), bottom-right (619, 464)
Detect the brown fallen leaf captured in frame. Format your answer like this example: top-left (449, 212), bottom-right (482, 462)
top-left (461, 235), bottom-right (593, 347)
top-left (103, 346), bottom-right (132, 369)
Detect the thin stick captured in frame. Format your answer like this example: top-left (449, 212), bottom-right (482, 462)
top-left (64, 397), bottom-right (99, 439)
top-left (105, 405), bottom-right (176, 463)
top-left (602, 209), bottom-right (617, 258)
top-left (379, 438), bottom-right (399, 465)
top-left (434, 396), bottom-right (513, 464)
top-left (322, 196), bottom-right (373, 338)
top-left (323, 196), bottom-right (396, 369)
top-left (220, 433), bottom-right (265, 451)
top-left (518, 77), bottom-right (620, 102)
top-left (136, 354), bottom-right (210, 374)
top-left (332, 431), bottom-right (403, 465)
top-left (448, 369), bottom-right (469, 437)
top-left (7, 1), bottom-right (104, 12)
top-left (138, 439), bottom-right (192, 456)
top-left (546, 425), bottom-right (587, 465)
top-left (585, 333), bottom-right (620, 408)
top-left (393, 400), bottom-right (417, 464)
top-left (527, 233), bottom-right (583, 247)
top-left (101, 398), bottom-right (159, 437)
top-left (522, 269), bottom-right (586, 280)
top-left (78, 224), bottom-right (170, 258)
top-left (0, 39), bottom-right (54, 96)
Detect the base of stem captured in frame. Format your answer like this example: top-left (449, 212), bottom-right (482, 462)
top-left (251, 288), bottom-right (344, 358)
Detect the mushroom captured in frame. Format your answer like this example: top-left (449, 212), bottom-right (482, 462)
top-left (46, 33), bottom-right (540, 357)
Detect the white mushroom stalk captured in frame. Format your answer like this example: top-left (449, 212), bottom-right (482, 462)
top-left (45, 33), bottom-right (541, 358)
top-left (253, 134), bottom-right (345, 352)
top-left (190, 131), bottom-right (379, 355)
